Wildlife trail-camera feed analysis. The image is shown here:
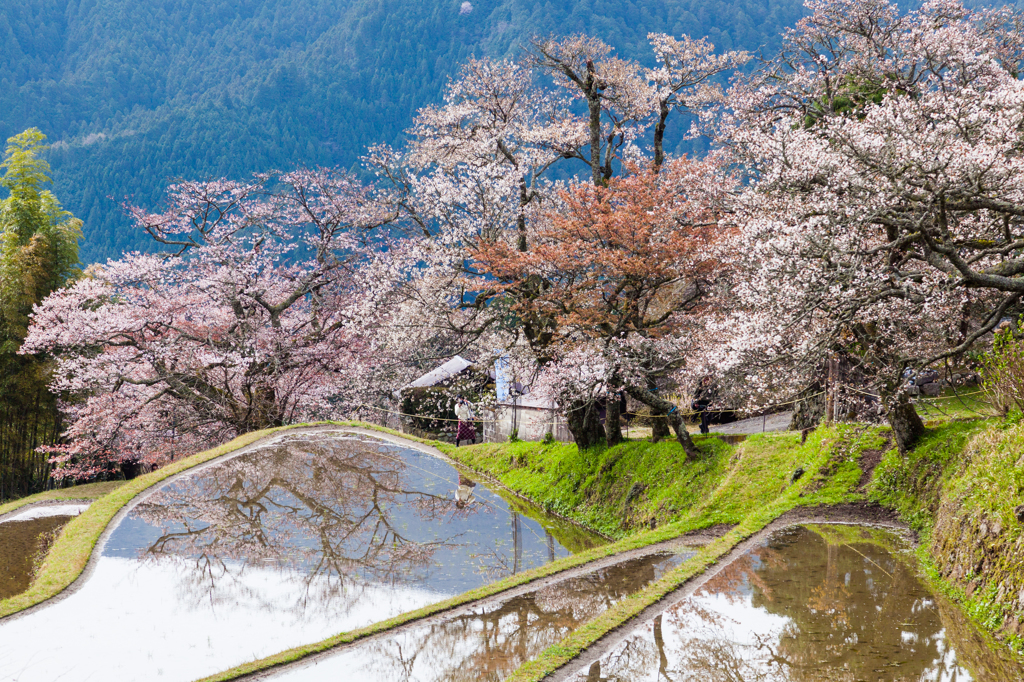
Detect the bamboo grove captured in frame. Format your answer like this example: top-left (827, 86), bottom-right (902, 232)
top-left (0, 128), bottom-right (81, 501)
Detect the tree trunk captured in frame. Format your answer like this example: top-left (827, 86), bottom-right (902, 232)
top-left (565, 399), bottom-right (605, 450)
top-left (653, 614), bottom-right (669, 677)
top-left (587, 92), bottom-right (604, 186)
top-left (625, 386), bottom-right (700, 460)
top-left (886, 392), bottom-right (924, 455)
top-left (825, 358), bottom-right (837, 424)
top-left (651, 411), bottom-right (670, 442)
top-left (605, 394), bottom-right (623, 447)
top-left (653, 100), bottom-right (669, 171)
top-left (517, 179), bottom-right (529, 252)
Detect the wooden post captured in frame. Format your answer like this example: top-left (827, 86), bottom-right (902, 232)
top-left (825, 358), bottom-right (836, 425)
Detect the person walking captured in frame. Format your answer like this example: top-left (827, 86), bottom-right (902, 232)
top-left (691, 376), bottom-right (718, 435)
top-left (454, 397), bottom-right (476, 447)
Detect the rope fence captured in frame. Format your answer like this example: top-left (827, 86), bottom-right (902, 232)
top-left (352, 382), bottom-right (999, 437)
top-left (352, 388), bottom-right (829, 430)
top-left (833, 383), bottom-right (1000, 422)
top-left (841, 383), bottom-right (989, 401)
top-left (357, 403), bottom-right (562, 429)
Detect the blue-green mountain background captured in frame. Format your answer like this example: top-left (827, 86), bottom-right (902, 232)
top-left (3, 0), bottom-right (983, 263)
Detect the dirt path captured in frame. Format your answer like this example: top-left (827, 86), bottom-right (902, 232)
top-left (710, 410), bottom-right (795, 435)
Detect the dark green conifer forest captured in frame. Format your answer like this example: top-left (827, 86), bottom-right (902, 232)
top-left (0, 0), bottom-right (809, 263)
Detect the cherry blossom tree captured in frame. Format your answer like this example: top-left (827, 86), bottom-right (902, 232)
top-left (473, 157), bottom-right (736, 455)
top-left (713, 0), bottom-right (1024, 451)
top-left (531, 35), bottom-right (654, 187)
top-left (22, 169), bottom-right (396, 480)
top-left (647, 34), bottom-right (750, 169)
top-left (375, 38), bottom-right (748, 450)
top-left (363, 58), bottom-right (583, 365)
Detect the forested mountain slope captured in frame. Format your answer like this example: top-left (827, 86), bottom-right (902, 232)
top-left (0, 0), bottom-right (809, 262)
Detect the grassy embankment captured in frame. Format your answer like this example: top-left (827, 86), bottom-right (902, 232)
top-left (0, 481), bottom-right (128, 518)
top-left (196, 422), bottom-right (879, 682)
top-left (435, 414), bottom-right (1024, 680)
top-left (436, 428), bottom-right (876, 539)
top-left (871, 418), bottom-right (1024, 654)
top-left (5, 415), bottom-right (1021, 680)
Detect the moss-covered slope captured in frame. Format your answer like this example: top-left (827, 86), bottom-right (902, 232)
top-left (440, 426), bottom-right (884, 538)
top-left (445, 420), bottom-right (1024, 660)
top-left (871, 419), bottom-right (1024, 654)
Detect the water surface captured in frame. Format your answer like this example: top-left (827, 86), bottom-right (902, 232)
top-left (0, 515), bottom-right (74, 600)
top-left (0, 432), bottom-right (603, 682)
top-left (571, 525), bottom-right (1024, 681)
top-left (274, 551), bottom-right (691, 682)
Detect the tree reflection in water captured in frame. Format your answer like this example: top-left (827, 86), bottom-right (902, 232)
top-left (271, 553), bottom-right (687, 682)
top-left (581, 525), bottom-right (1023, 681)
top-left (125, 434), bottom-right (582, 618)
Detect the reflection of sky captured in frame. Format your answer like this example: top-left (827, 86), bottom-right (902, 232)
top-left (330, 442), bottom-right (573, 592)
top-left (0, 503), bottom-right (89, 522)
top-left (690, 591), bottom-right (790, 647)
top-left (105, 437), bottom-right (582, 594)
top-left (0, 434), bottom-right (601, 682)
top-left (271, 553), bottom-right (692, 682)
top-left (580, 591), bottom-right (795, 682)
top-left (0, 556), bottom-right (440, 682)
top-left (572, 526), bottom-right (993, 682)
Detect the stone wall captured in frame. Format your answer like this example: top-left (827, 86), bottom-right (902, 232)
top-left (926, 426), bottom-right (1024, 648)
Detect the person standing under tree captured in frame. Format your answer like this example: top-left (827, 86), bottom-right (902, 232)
top-left (454, 397), bottom-right (476, 447)
top-left (691, 377), bottom-right (718, 435)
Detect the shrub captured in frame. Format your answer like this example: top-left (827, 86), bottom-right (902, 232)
top-left (980, 330), bottom-right (1024, 415)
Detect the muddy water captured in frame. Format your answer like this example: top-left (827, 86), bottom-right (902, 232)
top-left (272, 551), bottom-right (691, 682)
top-left (0, 433), bottom-right (605, 682)
top-left (571, 525), bottom-right (1024, 681)
top-left (0, 515), bottom-right (74, 600)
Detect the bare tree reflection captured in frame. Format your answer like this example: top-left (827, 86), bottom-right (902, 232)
top-left (579, 526), bottom-right (1003, 682)
top-left (353, 554), bottom-right (674, 682)
top-left (130, 436), bottom-right (485, 615)
top-left (597, 597), bottom-right (787, 682)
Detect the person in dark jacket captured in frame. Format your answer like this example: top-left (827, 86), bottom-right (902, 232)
top-left (691, 376), bottom-right (718, 435)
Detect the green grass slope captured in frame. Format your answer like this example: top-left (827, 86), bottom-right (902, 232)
top-left (439, 426), bottom-right (885, 538)
top-left (0, 480), bottom-right (127, 518)
top-left (446, 420), bottom-right (1024, 668)
top-left (871, 418), bottom-right (1024, 654)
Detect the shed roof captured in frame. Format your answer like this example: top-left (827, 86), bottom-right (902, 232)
top-left (400, 356), bottom-right (474, 394)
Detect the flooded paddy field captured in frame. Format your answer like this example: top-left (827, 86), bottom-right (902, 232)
top-left (0, 432), bottom-right (605, 682)
top-left (565, 524), bottom-right (1024, 682)
top-left (267, 550), bottom-right (692, 681)
top-left (0, 505), bottom-right (88, 601)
